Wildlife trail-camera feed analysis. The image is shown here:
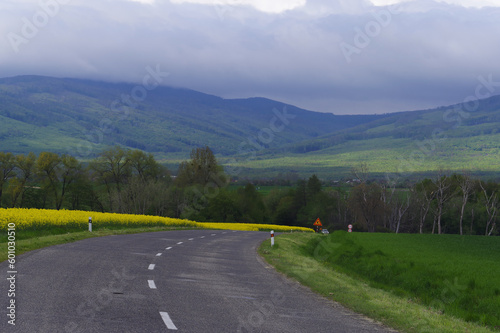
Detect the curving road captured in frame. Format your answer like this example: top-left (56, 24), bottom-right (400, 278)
top-left (1, 230), bottom-right (397, 332)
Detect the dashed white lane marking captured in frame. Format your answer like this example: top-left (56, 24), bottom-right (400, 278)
top-left (160, 311), bottom-right (178, 330)
top-left (177, 242), bottom-right (183, 245)
top-left (148, 264), bottom-right (155, 270)
top-left (148, 280), bottom-right (157, 289)
top-left (156, 253), bottom-right (162, 256)
top-left (166, 247), bottom-right (173, 250)
top-left (200, 236), bottom-right (205, 238)
top-left (211, 234), bottom-right (216, 236)
top-left (188, 238), bottom-right (194, 241)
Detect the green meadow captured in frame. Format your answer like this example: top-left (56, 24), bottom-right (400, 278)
top-left (260, 232), bottom-right (500, 332)
top-left (231, 134), bottom-right (500, 179)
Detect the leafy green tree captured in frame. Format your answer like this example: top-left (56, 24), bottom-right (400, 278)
top-left (293, 180), bottom-right (307, 210)
top-left (236, 184), bottom-right (266, 223)
top-left (66, 170), bottom-right (102, 212)
top-left (36, 152), bottom-right (61, 208)
top-left (0, 152), bottom-right (16, 207)
top-left (264, 188), bottom-right (288, 216)
top-left (273, 195), bottom-right (297, 226)
top-left (9, 152), bottom-right (36, 207)
top-left (195, 188), bottom-right (240, 222)
top-left (306, 174), bottom-right (322, 198)
top-left (90, 146), bottom-right (131, 212)
top-left (36, 152), bottom-right (83, 210)
top-left (128, 149), bottom-right (169, 182)
top-left (57, 154), bottom-right (83, 210)
top-left (298, 190), bottom-right (339, 229)
top-left (175, 146), bottom-right (227, 218)
top-left (176, 146), bottom-right (226, 188)
top-left (165, 186), bottom-right (186, 218)
top-left (293, 175), bottom-right (336, 229)
top-left (113, 150), bottom-right (172, 216)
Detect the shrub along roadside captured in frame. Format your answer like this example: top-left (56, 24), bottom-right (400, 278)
top-left (258, 232), bottom-right (498, 333)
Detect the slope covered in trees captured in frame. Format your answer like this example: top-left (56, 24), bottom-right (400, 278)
top-left (0, 75), bottom-right (382, 158)
top-left (237, 95), bottom-right (500, 178)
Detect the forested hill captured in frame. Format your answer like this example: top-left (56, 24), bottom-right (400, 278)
top-left (241, 94), bottom-right (500, 178)
top-left (3, 75), bottom-right (500, 178)
top-left (0, 75), bottom-right (384, 158)
top-left (267, 94), bottom-right (500, 155)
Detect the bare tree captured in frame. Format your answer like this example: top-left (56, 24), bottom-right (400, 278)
top-left (116, 177), bottom-right (170, 216)
top-left (480, 182), bottom-right (498, 236)
top-left (413, 179), bottom-right (437, 234)
top-left (351, 162), bottom-right (369, 183)
top-left (457, 172), bottom-right (475, 235)
top-left (349, 182), bottom-right (384, 232)
top-left (394, 192), bottom-right (411, 234)
top-left (379, 182), bottom-right (394, 230)
top-left (433, 172), bottom-right (455, 234)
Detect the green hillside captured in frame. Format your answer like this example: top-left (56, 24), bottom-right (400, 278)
top-left (234, 96), bottom-right (500, 179)
top-left (1, 75), bottom-right (500, 179)
top-left (0, 75), bottom-right (382, 159)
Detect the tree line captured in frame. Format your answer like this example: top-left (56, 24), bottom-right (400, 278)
top-left (0, 146), bottom-right (229, 218)
top-left (0, 148), bottom-right (498, 236)
top-left (253, 171), bottom-right (498, 236)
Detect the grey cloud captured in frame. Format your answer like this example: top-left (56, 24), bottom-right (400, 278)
top-left (1, 0), bottom-right (499, 114)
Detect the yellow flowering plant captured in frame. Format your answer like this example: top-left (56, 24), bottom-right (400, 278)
top-left (0, 208), bottom-right (314, 233)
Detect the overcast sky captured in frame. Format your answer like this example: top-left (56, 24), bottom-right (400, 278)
top-left (1, 0), bottom-right (500, 114)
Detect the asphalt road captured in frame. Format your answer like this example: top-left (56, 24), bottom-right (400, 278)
top-left (1, 230), bottom-right (397, 332)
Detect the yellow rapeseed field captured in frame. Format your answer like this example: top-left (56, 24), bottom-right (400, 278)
top-left (197, 222), bottom-right (313, 232)
top-left (0, 208), bottom-right (314, 233)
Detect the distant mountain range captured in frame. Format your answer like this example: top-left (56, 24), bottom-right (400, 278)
top-left (0, 75), bottom-right (381, 156)
top-left (1, 75), bottom-right (500, 179)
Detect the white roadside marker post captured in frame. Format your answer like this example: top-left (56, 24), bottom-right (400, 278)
top-left (271, 230), bottom-right (274, 247)
top-left (89, 217), bottom-right (92, 232)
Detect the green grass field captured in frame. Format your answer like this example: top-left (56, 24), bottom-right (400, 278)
top-left (260, 232), bottom-right (500, 332)
top-left (227, 134), bottom-right (500, 179)
top-left (305, 232), bottom-right (500, 327)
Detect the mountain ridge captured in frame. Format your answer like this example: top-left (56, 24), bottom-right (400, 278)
top-left (0, 75), bottom-right (385, 158)
top-left (1, 75), bottom-right (500, 179)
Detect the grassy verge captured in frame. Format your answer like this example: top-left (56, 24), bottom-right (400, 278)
top-left (258, 232), bottom-right (499, 333)
top-left (0, 226), bottom-right (198, 262)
